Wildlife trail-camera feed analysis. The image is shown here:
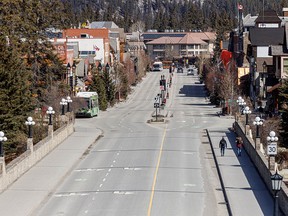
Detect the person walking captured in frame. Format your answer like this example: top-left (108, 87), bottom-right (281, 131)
top-left (219, 136), bottom-right (227, 156)
top-left (236, 137), bottom-right (243, 156)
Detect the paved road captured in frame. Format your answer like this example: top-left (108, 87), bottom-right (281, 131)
top-left (0, 68), bottom-right (274, 216)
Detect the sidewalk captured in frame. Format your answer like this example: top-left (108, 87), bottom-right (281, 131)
top-left (208, 117), bottom-right (274, 216)
top-left (0, 122), bottom-right (102, 216)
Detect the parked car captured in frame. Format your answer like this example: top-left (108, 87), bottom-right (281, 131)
top-left (177, 67), bottom-right (183, 73)
top-left (187, 68), bottom-right (194, 75)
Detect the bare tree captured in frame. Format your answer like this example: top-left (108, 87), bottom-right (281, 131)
top-left (129, 21), bottom-right (146, 33)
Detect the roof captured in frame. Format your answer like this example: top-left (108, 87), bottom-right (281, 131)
top-left (255, 9), bottom-right (281, 23)
top-left (76, 91), bottom-right (98, 98)
top-left (269, 45), bottom-right (288, 56)
top-left (249, 27), bottom-right (284, 46)
top-left (267, 83), bottom-right (281, 93)
top-left (142, 33), bottom-right (186, 41)
top-left (90, 21), bottom-right (119, 29)
top-left (244, 14), bottom-right (288, 28)
top-left (127, 41), bottom-right (146, 50)
top-left (146, 36), bottom-right (182, 44)
top-left (145, 32), bottom-right (215, 45)
top-left (243, 14), bottom-right (257, 27)
top-left (178, 33), bottom-right (207, 45)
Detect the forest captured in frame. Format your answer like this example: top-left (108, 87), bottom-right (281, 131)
top-left (64, 0), bottom-right (288, 32)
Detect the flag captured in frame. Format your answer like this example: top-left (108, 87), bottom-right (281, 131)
top-left (93, 45), bottom-right (100, 51)
top-left (238, 4), bottom-right (243, 10)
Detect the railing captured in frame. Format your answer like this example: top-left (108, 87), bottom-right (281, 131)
top-left (0, 113), bottom-right (74, 192)
top-left (233, 121), bottom-right (288, 215)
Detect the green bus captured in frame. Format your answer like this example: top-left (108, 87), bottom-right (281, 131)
top-left (74, 92), bottom-right (99, 118)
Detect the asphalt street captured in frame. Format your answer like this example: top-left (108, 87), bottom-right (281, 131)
top-left (0, 68), bottom-right (274, 216)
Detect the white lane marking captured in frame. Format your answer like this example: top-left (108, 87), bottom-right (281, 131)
top-left (85, 210), bottom-right (88, 214)
top-left (54, 192), bottom-right (89, 197)
top-left (184, 184), bottom-right (196, 187)
top-left (99, 184), bottom-right (103, 188)
top-left (103, 178), bottom-right (106, 182)
top-left (124, 167), bottom-right (143, 171)
top-left (183, 152), bottom-right (194, 155)
top-left (113, 191), bottom-right (134, 195)
top-left (108, 168), bottom-right (112, 172)
top-left (117, 152), bottom-right (120, 155)
top-left (74, 168), bottom-right (105, 172)
top-left (97, 149), bottom-right (110, 151)
top-left (75, 178), bottom-right (87, 182)
top-left (106, 173), bottom-right (109, 177)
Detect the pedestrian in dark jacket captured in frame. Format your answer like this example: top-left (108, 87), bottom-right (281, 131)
top-left (219, 136), bottom-right (227, 156)
top-left (236, 137), bottom-right (243, 156)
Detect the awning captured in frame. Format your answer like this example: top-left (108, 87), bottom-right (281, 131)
top-left (267, 83), bottom-right (281, 93)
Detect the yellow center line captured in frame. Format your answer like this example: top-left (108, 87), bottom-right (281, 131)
top-left (147, 126), bottom-right (167, 216)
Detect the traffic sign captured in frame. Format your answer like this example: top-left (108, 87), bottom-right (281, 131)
top-left (267, 142), bottom-right (277, 155)
top-left (154, 103), bottom-right (160, 108)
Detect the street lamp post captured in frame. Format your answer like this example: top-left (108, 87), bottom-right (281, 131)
top-left (271, 171), bottom-right (283, 216)
top-left (267, 131), bottom-right (278, 170)
top-left (253, 116), bottom-right (263, 150)
top-left (72, 62), bottom-right (77, 95)
top-left (243, 106), bottom-right (251, 125)
top-left (66, 63), bottom-right (71, 84)
top-left (262, 61), bottom-right (267, 100)
top-left (46, 106), bottom-right (55, 125)
top-left (0, 131), bottom-right (7, 157)
top-left (60, 98), bottom-right (67, 115)
top-left (25, 117), bottom-right (35, 138)
top-left (69, 70), bottom-right (73, 96)
top-left (98, 62), bottom-right (102, 72)
top-left (243, 106), bottom-right (251, 135)
top-left (105, 63), bottom-right (110, 73)
top-left (66, 96), bottom-right (73, 112)
top-left (236, 96), bottom-right (246, 114)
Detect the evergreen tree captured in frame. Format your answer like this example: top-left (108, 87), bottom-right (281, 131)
top-left (168, 0), bottom-right (180, 30)
top-left (18, 0), bottom-right (68, 106)
top-left (143, 0), bottom-right (153, 30)
top-left (0, 35), bottom-right (35, 155)
top-left (90, 74), bottom-right (108, 111)
top-left (102, 69), bottom-right (116, 106)
top-left (279, 80), bottom-right (288, 148)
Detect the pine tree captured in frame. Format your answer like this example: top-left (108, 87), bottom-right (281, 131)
top-left (102, 69), bottom-right (116, 106)
top-left (0, 35), bottom-right (35, 156)
top-left (18, 0), bottom-right (68, 106)
top-left (90, 74), bottom-right (108, 111)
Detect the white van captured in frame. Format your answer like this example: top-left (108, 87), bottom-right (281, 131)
top-left (152, 61), bottom-right (163, 71)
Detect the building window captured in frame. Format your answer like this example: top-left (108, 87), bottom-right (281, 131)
top-left (180, 45), bottom-right (186, 50)
top-left (200, 45), bottom-right (208, 49)
top-left (283, 58), bottom-right (288, 75)
top-left (153, 44), bottom-right (165, 49)
top-left (187, 44), bottom-right (194, 49)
